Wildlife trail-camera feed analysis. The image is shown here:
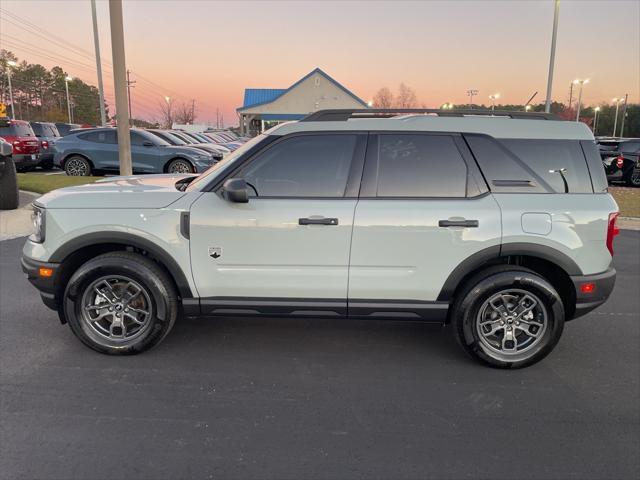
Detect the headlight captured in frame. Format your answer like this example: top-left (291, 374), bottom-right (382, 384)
top-left (30, 205), bottom-right (45, 243)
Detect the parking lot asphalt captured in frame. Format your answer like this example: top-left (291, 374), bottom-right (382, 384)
top-left (1, 232), bottom-right (639, 480)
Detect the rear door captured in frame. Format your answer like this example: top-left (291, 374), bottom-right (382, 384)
top-left (348, 133), bottom-right (502, 318)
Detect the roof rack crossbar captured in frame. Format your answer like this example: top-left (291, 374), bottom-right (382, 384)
top-left (301, 109), bottom-right (559, 122)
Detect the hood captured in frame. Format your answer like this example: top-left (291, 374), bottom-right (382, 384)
top-left (165, 145), bottom-right (211, 157)
top-left (37, 174), bottom-right (197, 209)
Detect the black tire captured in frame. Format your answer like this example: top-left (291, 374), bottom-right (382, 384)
top-left (451, 265), bottom-right (565, 369)
top-left (63, 252), bottom-right (178, 355)
top-left (64, 155), bottom-right (92, 176)
top-left (167, 158), bottom-right (195, 174)
top-left (624, 166), bottom-right (640, 187)
top-left (0, 157), bottom-right (19, 210)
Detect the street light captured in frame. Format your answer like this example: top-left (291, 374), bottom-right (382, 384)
top-left (64, 76), bottom-right (73, 123)
top-left (489, 94), bottom-right (500, 112)
top-left (593, 106), bottom-right (600, 135)
top-left (525, 105), bottom-right (532, 112)
top-left (5, 60), bottom-right (17, 119)
top-left (573, 79), bottom-right (588, 122)
top-left (441, 103), bottom-right (453, 110)
top-left (612, 97), bottom-right (623, 137)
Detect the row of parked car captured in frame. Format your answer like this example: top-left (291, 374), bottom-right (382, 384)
top-left (0, 118), bottom-right (249, 176)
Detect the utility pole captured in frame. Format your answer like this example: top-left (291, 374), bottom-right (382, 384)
top-left (545, 0), bottom-right (560, 113)
top-left (216, 108), bottom-right (219, 129)
top-left (126, 69), bottom-right (136, 126)
top-left (612, 98), bottom-right (622, 137)
top-left (568, 81), bottom-right (574, 110)
top-left (109, 0), bottom-right (132, 175)
top-left (91, 0), bottom-right (107, 126)
top-left (5, 60), bottom-right (16, 119)
top-left (619, 94), bottom-right (629, 138)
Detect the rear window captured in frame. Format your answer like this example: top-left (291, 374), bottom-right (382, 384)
top-left (0, 122), bottom-right (34, 137)
top-left (621, 141), bottom-right (640, 154)
top-left (376, 134), bottom-right (468, 197)
top-left (31, 123), bottom-right (59, 137)
top-left (465, 135), bottom-right (593, 193)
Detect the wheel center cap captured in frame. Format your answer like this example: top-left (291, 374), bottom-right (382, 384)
top-left (115, 304), bottom-right (123, 311)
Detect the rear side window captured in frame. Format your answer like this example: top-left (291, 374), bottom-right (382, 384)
top-left (79, 131), bottom-right (116, 144)
top-left (375, 134), bottom-right (468, 197)
top-left (465, 134), bottom-right (593, 193)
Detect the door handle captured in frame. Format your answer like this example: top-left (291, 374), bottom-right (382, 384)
top-left (299, 217), bottom-right (339, 226)
top-left (438, 219), bottom-right (479, 228)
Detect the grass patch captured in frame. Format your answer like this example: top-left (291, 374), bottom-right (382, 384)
top-left (17, 173), bottom-right (101, 194)
top-left (610, 187), bottom-right (640, 218)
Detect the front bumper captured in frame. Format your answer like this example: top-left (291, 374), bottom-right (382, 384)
top-left (570, 267), bottom-right (616, 319)
top-left (21, 255), bottom-right (60, 311)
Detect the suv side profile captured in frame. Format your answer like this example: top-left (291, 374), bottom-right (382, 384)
top-left (22, 109), bottom-right (618, 368)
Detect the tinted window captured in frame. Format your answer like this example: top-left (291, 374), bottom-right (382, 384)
top-left (621, 141), bottom-right (640, 154)
top-left (79, 130), bottom-right (116, 144)
top-left (0, 122), bottom-right (34, 136)
top-left (240, 135), bottom-right (357, 197)
top-left (376, 134), bottom-right (467, 197)
top-left (500, 139), bottom-right (593, 193)
top-left (581, 141), bottom-right (608, 193)
top-left (31, 123), bottom-right (44, 136)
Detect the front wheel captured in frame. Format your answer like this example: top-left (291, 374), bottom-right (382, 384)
top-left (64, 155), bottom-right (92, 176)
top-left (167, 158), bottom-right (194, 174)
top-left (63, 252), bottom-right (178, 354)
top-left (625, 166), bottom-right (640, 187)
top-left (451, 266), bottom-right (565, 368)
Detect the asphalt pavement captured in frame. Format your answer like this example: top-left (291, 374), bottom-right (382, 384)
top-left (1, 232), bottom-right (639, 480)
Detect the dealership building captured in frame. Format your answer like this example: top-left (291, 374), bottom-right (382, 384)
top-left (237, 68), bottom-right (369, 136)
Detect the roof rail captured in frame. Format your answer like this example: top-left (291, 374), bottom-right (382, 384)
top-left (301, 109), bottom-right (559, 122)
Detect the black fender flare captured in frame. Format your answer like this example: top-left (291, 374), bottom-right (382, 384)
top-left (437, 243), bottom-right (582, 302)
top-left (49, 232), bottom-right (194, 298)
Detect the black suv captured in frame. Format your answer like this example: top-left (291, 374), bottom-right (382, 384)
top-left (598, 138), bottom-right (640, 187)
top-left (30, 122), bottom-right (61, 169)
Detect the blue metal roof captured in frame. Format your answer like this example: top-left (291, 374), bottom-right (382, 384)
top-left (238, 68), bottom-right (368, 112)
top-left (242, 89), bottom-right (287, 109)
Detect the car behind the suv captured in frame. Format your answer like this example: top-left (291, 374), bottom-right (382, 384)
top-left (598, 137), bottom-right (640, 187)
top-left (22, 109), bottom-right (618, 368)
top-left (0, 118), bottom-right (40, 171)
top-left (30, 121), bottom-right (61, 169)
top-left (54, 128), bottom-right (216, 175)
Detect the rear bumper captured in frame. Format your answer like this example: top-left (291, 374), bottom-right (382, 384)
top-left (21, 255), bottom-right (60, 311)
top-left (570, 268), bottom-right (616, 319)
top-left (13, 153), bottom-right (40, 169)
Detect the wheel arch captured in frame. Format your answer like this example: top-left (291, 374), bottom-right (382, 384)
top-left (49, 232), bottom-right (194, 305)
top-left (438, 243), bottom-right (580, 320)
top-left (62, 152), bottom-right (94, 170)
top-left (164, 157), bottom-right (195, 173)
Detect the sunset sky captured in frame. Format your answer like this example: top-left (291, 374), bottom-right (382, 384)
top-left (1, 0), bottom-right (638, 126)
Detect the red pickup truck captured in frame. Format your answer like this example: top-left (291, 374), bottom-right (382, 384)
top-left (0, 118), bottom-right (40, 171)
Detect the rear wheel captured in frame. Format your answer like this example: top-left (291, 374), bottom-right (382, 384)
top-left (625, 165), bottom-right (640, 187)
top-left (167, 158), bottom-right (194, 174)
top-left (451, 266), bottom-right (565, 368)
top-left (64, 155), bottom-right (92, 176)
top-left (63, 252), bottom-right (178, 355)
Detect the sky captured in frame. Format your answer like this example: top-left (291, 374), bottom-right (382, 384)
top-left (1, 0), bottom-right (639, 126)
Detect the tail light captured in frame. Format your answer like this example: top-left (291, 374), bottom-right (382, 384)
top-left (41, 140), bottom-right (49, 150)
top-left (12, 140), bottom-right (22, 153)
top-left (616, 156), bottom-right (624, 169)
top-left (606, 212), bottom-right (620, 256)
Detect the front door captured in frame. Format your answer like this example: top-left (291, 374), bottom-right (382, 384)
top-left (189, 133), bottom-right (366, 316)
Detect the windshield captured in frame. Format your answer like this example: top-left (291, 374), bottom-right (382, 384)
top-left (161, 132), bottom-right (187, 145)
top-left (186, 134), bottom-right (266, 192)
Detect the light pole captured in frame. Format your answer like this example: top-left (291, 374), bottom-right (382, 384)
top-left (573, 79), bottom-right (588, 122)
top-left (466, 89), bottom-right (478, 107)
top-left (5, 60), bottom-right (16, 119)
top-left (489, 94), bottom-right (500, 112)
top-left (612, 98), bottom-right (623, 137)
top-left (593, 106), bottom-right (600, 135)
top-left (525, 105), bottom-right (532, 112)
top-left (64, 76), bottom-right (73, 123)
top-left (90, 0), bottom-right (107, 126)
top-left (545, 0), bottom-right (561, 113)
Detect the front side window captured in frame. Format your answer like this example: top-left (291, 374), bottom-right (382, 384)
top-left (376, 134), bottom-right (467, 197)
top-left (239, 134), bottom-right (357, 197)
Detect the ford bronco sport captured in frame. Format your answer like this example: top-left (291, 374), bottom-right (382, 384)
top-left (22, 109), bottom-right (619, 368)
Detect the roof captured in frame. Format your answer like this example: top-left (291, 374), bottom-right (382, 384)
top-left (242, 89), bottom-right (287, 109)
top-left (268, 115), bottom-right (595, 140)
top-left (237, 68), bottom-right (368, 112)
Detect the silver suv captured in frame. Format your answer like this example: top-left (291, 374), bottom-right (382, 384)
top-left (21, 109), bottom-right (619, 368)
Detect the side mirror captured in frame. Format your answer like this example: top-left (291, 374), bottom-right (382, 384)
top-left (143, 141), bottom-right (154, 147)
top-left (222, 178), bottom-right (249, 203)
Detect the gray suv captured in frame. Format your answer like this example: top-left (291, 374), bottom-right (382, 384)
top-left (53, 128), bottom-right (216, 175)
top-left (22, 109), bottom-right (618, 368)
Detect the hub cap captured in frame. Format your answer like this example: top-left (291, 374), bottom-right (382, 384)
top-left (66, 158), bottom-right (88, 176)
top-left (169, 161), bottom-right (191, 173)
top-left (80, 276), bottom-right (152, 343)
top-left (476, 289), bottom-right (548, 356)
